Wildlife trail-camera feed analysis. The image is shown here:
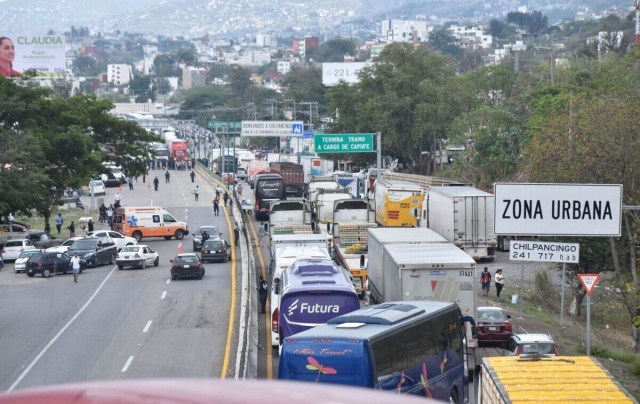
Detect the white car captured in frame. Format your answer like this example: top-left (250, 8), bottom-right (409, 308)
top-left (45, 236), bottom-right (85, 254)
top-left (116, 245), bottom-right (159, 270)
top-left (1, 239), bottom-right (36, 261)
top-left (13, 249), bottom-right (42, 273)
top-left (89, 180), bottom-right (106, 196)
top-left (87, 230), bottom-right (137, 250)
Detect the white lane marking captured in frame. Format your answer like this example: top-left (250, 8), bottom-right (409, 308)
top-left (161, 291), bottom-right (167, 299)
top-left (7, 265), bottom-right (118, 392)
top-left (143, 321), bottom-right (152, 333)
top-left (166, 279), bottom-right (170, 285)
top-left (121, 356), bottom-right (134, 372)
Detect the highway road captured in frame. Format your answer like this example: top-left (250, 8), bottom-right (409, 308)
top-left (0, 168), bottom-right (241, 392)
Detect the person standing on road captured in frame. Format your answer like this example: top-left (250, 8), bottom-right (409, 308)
top-left (153, 176), bottom-right (159, 191)
top-left (71, 252), bottom-right (81, 283)
top-left (201, 230), bottom-right (209, 245)
top-left (494, 269), bottom-right (505, 299)
top-left (223, 191), bottom-right (229, 206)
top-left (190, 170), bottom-right (196, 183)
top-left (257, 222), bottom-right (266, 247)
top-left (258, 275), bottom-right (268, 314)
top-left (481, 266), bottom-right (492, 297)
top-left (194, 185), bottom-right (200, 201)
top-left (114, 191), bottom-right (122, 207)
top-left (236, 183), bottom-right (243, 199)
top-left (107, 205), bottom-right (114, 227)
top-left (165, 170), bottom-right (171, 183)
top-left (87, 219), bottom-right (94, 233)
top-left (213, 198), bottom-right (220, 216)
top-left (55, 213), bottom-right (63, 234)
top-left (234, 222), bottom-right (240, 246)
top-left (68, 221), bottom-right (75, 238)
top-left (128, 176), bottom-right (134, 190)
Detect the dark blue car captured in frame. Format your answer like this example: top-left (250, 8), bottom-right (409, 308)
top-left (26, 252), bottom-right (87, 278)
top-left (66, 237), bottom-right (117, 267)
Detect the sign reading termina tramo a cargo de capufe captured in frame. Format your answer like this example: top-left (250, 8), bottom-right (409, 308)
top-left (494, 183), bottom-right (622, 237)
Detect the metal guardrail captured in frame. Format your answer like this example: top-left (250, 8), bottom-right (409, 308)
top-left (195, 162), bottom-right (256, 380)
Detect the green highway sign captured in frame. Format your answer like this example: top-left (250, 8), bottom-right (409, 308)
top-left (314, 133), bottom-right (375, 153)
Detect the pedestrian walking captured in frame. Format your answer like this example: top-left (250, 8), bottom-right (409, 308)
top-left (107, 205), bottom-right (114, 226)
top-left (213, 198), bottom-right (220, 216)
top-left (201, 230), bottom-right (209, 245)
top-left (128, 177), bottom-right (134, 190)
top-left (55, 213), bottom-right (63, 234)
top-left (194, 185), bottom-right (200, 201)
top-left (153, 176), bottom-right (160, 191)
top-left (495, 269), bottom-right (505, 299)
top-left (257, 222), bottom-right (266, 247)
top-left (99, 203), bottom-right (107, 223)
top-left (234, 222), bottom-right (240, 246)
top-left (68, 221), bottom-right (75, 238)
top-left (87, 219), bottom-right (94, 233)
top-left (480, 266), bottom-right (492, 297)
top-left (114, 191), bottom-right (122, 206)
top-left (223, 191), bottom-right (229, 206)
top-left (236, 183), bottom-right (243, 198)
top-left (71, 252), bottom-right (81, 283)
top-left (165, 170), bottom-right (171, 183)
top-left (190, 170), bottom-right (196, 183)
top-left (257, 275), bottom-right (268, 314)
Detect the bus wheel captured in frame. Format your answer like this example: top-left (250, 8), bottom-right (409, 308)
top-left (132, 231), bottom-right (143, 242)
top-left (449, 388), bottom-right (458, 404)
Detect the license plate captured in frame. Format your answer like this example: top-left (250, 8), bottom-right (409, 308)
top-left (28, 270), bottom-right (33, 273)
top-left (183, 265), bottom-right (190, 268)
top-left (488, 326), bottom-right (497, 331)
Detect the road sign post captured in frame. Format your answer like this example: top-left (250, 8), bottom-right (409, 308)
top-left (510, 240), bottom-right (580, 320)
top-left (578, 273), bottom-right (601, 356)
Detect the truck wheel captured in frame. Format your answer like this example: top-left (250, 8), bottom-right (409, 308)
top-left (132, 231), bottom-right (143, 242)
top-left (174, 230), bottom-right (184, 240)
top-left (449, 388), bottom-right (459, 404)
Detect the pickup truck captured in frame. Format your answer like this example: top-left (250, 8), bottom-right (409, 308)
top-left (66, 236), bottom-right (118, 268)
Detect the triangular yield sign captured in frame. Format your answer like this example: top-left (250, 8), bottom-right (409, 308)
top-left (578, 273), bottom-right (601, 295)
top-left (431, 280), bottom-right (437, 292)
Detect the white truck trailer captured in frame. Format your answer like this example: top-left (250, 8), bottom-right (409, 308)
top-left (426, 185), bottom-right (496, 261)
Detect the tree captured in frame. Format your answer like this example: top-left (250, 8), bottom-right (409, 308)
top-left (427, 29), bottom-right (462, 56)
top-left (156, 78), bottom-right (172, 95)
top-left (306, 39), bottom-right (356, 62)
top-left (128, 74), bottom-right (154, 102)
top-left (227, 65), bottom-right (253, 99)
top-left (281, 67), bottom-right (325, 103)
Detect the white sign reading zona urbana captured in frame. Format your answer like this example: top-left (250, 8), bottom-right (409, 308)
top-left (509, 241), bottom-right (580, 263)
top-left (241, 121), bottom-right (304, 137)
top-left (494, 183), bottom-right (622, 237)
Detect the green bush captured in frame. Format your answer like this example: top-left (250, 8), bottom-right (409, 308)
top-left (630, 359), bottom-right (640, 377)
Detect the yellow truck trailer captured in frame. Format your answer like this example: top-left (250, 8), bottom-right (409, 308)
top-left (479, 356), bottom-right (638, 404)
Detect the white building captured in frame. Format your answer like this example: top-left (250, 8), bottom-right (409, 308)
top-left (447, 25), bottom-right (493, 50)
top-left (107, 64), bottom-right (133, 86)
top-left (381, 19), bottom-right (430, 43)
top-left (277, 60), bottom-right (291, 75)
top-left (256, 33), bottom-right (278, 48)
top-left (229, 49), bottom-right (272, 66)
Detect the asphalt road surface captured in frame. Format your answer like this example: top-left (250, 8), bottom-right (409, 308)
top-left (0, 168), bottom-right (241, 392)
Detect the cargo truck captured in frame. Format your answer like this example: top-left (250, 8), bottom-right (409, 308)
top-left (365, 227), bottom-right (478, 380)
top-left (373, 179), bottom-right (423, 227)
top-left (268, 200), bottom-right (311, 237)
top-left (425, 185), bottom-right (496, 262)
top-left (479, 356), bottom-right (638, 404)
top-left (300, 156), bottom-right (334, 184)
top-left (331, 199), bottom-right (376, 298)
top-left (306, 176), bottom-right (339, 203)
top-left (269, 162), bottom-right (304, 197)
top-left (248, 160), bottom-right (269, 189)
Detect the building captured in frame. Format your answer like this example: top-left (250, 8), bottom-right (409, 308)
top-left (230, 49), bottom-right (272, 66)
top-left (380, 19), bottom-right (430, 43)
top-left (447, 25), bottom-right (492, 50)
top-left (256, 33), bottom-right (278, 48)
top-left (182, 66), bottom-right (207, 90)
top-left (107, 64), bottom-right (133, 86)
top-left (293, 35), bottom-right (319, 58)
top-left (277, 60), bottom-right (291, 75)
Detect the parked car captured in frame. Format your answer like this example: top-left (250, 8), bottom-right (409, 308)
top-left (26, 231), bottom-right (64, 250)
top-left (1, 239), bottom-right (36, 261)
top-left (477, 306), bottom-right (512, 345)
top-left (87, 230), bottom-right (137, 250)
top-left (66, 237), bottom-right (118, 268)
top-left (89, 180), bottom-right (106, 196)
top-left (0, 223), bottom-right (30, 246)
top-left (192, 225), bottom-right (221, 251)
top-left (236, 167), bottom-right (248, 181)
top-left (503, 333), bottom-right (559, 356)
top-left (101, 165), bottom-right (126, 187)
top-left (25, 252), bottom-right (87, 278)
top-left (116, 245), bottom-right (159, 270)
top-left (0, 219), bottom-right (31, 229)
top-left (201, 238), bottom-right (231, 263)
top-left (14, 249), bottom-right (43, 273)
top-left (170, 253), bottom-right (205, 280)
top-left (45, 236), bottom-right (86, 254)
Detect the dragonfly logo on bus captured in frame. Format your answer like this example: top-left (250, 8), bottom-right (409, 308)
top-left (288, 299), bottom-right (341, 315)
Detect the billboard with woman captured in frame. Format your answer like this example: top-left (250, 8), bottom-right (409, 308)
top-left (0, 34), bottom-right (65, 77)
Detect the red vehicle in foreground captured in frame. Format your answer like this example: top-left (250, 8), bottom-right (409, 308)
top-left (476, 306), bottom-right (512, 346)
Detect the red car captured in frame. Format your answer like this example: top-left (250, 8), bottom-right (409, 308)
top-left (476, 306), bottom-right (512, 345)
